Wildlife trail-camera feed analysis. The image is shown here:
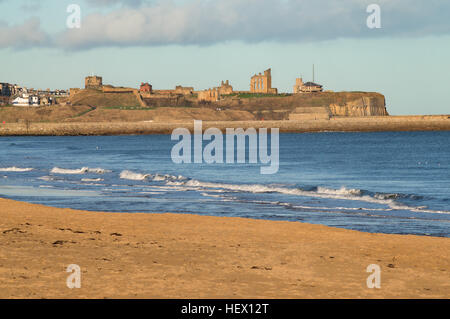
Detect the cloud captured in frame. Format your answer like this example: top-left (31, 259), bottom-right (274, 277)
top-left (0, 17), bottom-right (49, 49)
top-left (85, 0), bottom-right (148, 7)
top-left (56, 0), bottom-right (450, 50)
top-left (3, 0), bottom-right (450, 50)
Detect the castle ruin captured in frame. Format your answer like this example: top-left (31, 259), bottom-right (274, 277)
top-left (250, 69), bottom-right (277, 94)
top-left (85, 76), bottom-right (103, 89)
top-left (197, 80), bottom-right (234, 102)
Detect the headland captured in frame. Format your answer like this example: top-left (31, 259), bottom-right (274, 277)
top-left (3, 70), bottom-right (448, 136)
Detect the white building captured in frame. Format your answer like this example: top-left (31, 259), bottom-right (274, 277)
top-left (11, 94), bottom-right (40, 106)
top-left (12, 96), bottom-right (29, 106)
top-left (30, 95), bottom-right (39, 106)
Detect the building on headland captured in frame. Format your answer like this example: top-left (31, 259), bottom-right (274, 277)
top-left (150, 85), bottom-right (195, 97)
top-left (250, 68), bottom-right (278, 94)
top-left (11, 94), bottom-right (40, 106)
top-left (70, 69), bottom-right (330, 108)
top-left (197, 80), bottom-right (234, 102)
top-left (30, 95), bottom-right (40, 106)
top-left (293, 78), bottom-right (323, 93)
top-left (174, 86), bottom-right (194, 95)
top-left (0, 83), bottom-right (11, 96)
top-left (12, 96), bottom-right (29, 106)
top-left (140, 82), bottom-right (152, 93)
top-left (85, 75), bottom-right (103, 89)
top-left (219, 80), bottom-right (233, 95)
top-left (198, 88), bottom-right (220, 102)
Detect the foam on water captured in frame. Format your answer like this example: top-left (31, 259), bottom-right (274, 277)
top-left (120, 170), bottom-right (151, 181)
top-left (0, 167), bottom-right (34, 172)
top-left (166, 178), bottom-right (450, 215)
top-left (81, 178), bottom-right (104, 182)
top-left (50, 167), bottom-right (111, 174)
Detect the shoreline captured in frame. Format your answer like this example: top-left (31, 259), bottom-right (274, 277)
top-left (0, 197), bottom-right (448, 298)
top-left (1, 116), bottom-right (450, 136)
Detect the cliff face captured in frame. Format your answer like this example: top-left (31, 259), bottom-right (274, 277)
top-left (329, 95), bottom-right (388, 117)
top-left (217, 91), bottom-right (388, 119)
top-left (65, 89), bottom-right (388, 121)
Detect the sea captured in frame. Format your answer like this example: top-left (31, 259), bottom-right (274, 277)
top-left (0, 131), bottom-right (449, 237)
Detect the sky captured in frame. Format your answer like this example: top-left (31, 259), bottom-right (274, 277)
top-left (1, 0), bottom-right (450, 115)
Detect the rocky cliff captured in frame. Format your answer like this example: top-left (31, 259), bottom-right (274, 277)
top-left (217, 91), bottom-right (388, 119)
top-left (59, 90), bottom-right (388, 122)
top-left (329, 95), bottom-right (388, 116)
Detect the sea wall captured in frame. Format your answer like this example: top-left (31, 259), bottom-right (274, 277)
top-left (289, 107), bottom-right (331, 121)
top-left (1, 116), bottom-right (449, 136)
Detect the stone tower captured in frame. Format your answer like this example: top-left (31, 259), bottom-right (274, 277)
top-left (85, 76), bottom-right (103, 89)
top-left (293, 78), bottom-right (304, 94)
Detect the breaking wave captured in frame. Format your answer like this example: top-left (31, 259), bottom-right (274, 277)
top-left (81, 178), bottom-right (104, 182)
top-left (119, 170), bottom-right (151, 181)
top-left (50, 167), bottom-right (111, 175)
top-left (31, 167), bottom-right (450, 216)
top-left (165, 178), bottom-right (450, 214)
top-left (0, 167), bottom-right (33, 172)
top-left (120, 170), bottom-right (187, 182)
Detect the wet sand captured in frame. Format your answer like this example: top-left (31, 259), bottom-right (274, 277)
top-left (0, 197), bottom-right (448, 299)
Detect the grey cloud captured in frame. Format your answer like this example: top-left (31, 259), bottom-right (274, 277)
top-left (56, 0), bottom-right (450, 50)
top-left (3, 0), bottom-right (450, 50)
top-left (86, 0), bottom-right (148, 7)
top-left (0, 17), bottom-right (49, 49)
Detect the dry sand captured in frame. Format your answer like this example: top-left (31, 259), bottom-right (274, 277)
top-left (0, 198), bottom-right (448, 299)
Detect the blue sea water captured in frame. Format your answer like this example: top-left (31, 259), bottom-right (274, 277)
top-left (0, 131), bottom-right (449, 237)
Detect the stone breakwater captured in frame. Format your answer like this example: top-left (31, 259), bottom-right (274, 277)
top-left (0, 116), bottom-right (449, 136)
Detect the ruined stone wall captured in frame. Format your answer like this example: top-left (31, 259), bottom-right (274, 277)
top-left (102, 86), bottom-right (136, 94)
top-left (143, 96), bottom-right (192, 107)
top-left (250, 68), bottom-right (276, 94)
top-left (152, 90), bottom-right (176, 96)
top-left (219, 80), bottom-right (233, 95)
top-left (198, 88), bottom-right (219, 102)
top-left (175, 86), bottom-right (194, 95)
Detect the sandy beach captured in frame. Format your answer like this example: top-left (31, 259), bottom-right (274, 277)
top-left (0, 197), bottom-right (448, 299)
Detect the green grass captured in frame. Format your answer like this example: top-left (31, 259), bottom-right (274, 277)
top-left (73, 108), bottom-right (95, 118)
top-left (170, 105), bottom-right (193, 108)
top-left (222, 93), bottom-right (292, 98)
top-left (103, 106), bottom-right (155, 110)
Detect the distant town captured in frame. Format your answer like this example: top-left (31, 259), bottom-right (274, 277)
top-left (0, 68), bottom-right (325, 107)
top-left (0, 83), bottom-right (68, 107)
